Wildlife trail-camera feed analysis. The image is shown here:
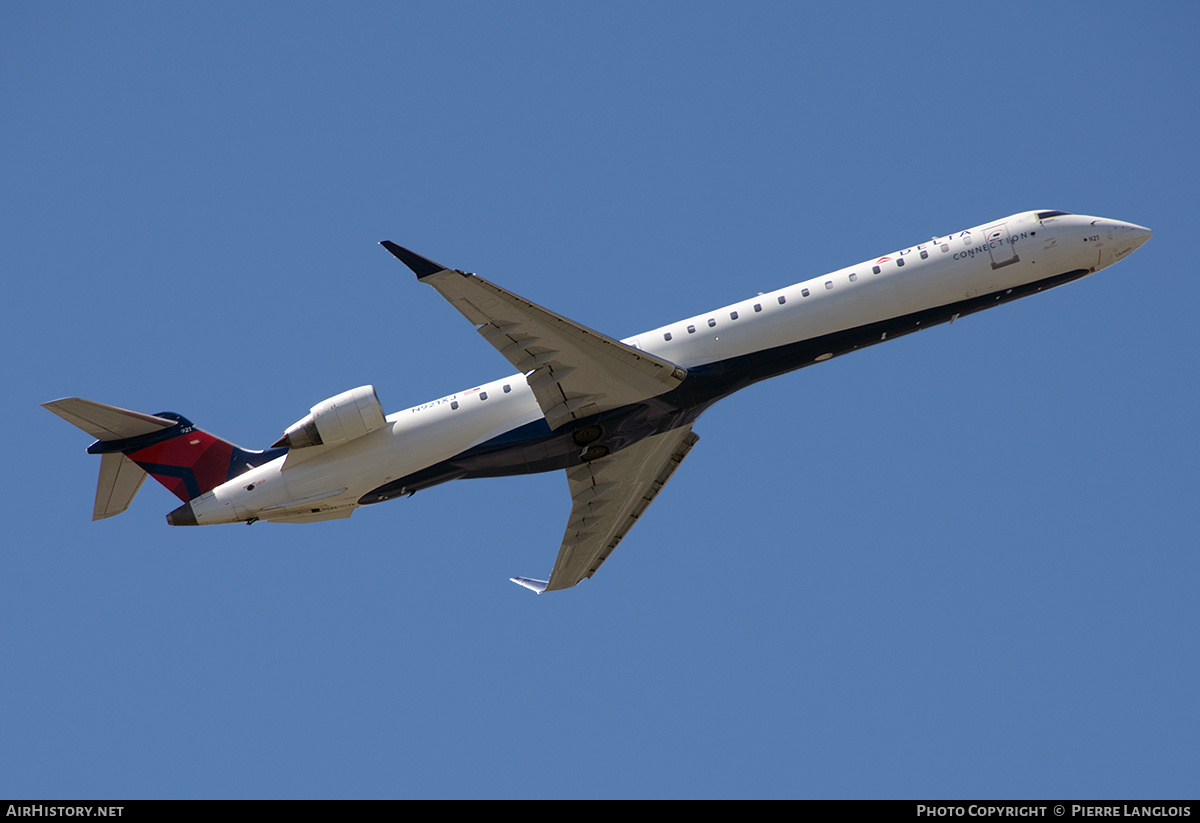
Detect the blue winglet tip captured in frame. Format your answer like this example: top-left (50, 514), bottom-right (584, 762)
top-left (510, 576), bottom-right (549, 594)
top-left (380, 241), bottom-right (448, 279)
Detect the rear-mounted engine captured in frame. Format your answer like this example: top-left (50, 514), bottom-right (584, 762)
top-left (273, 385), bottom-right (386, 450)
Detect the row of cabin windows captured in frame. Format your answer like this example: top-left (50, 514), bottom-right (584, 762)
top-left (449, 383), bottom-right (512, 410)
top-left (667, 298), bottom-right (777, 340)
top-left (660, 246), bottom-right (948, 342)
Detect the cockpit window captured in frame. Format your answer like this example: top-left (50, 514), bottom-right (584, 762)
top-left (1036, 211), bottom-right (1070, 219)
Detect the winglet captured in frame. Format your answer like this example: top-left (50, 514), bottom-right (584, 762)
top-left (510, 576), bottom-right (549, 594)
top-left (379, 242), bottom-right (450, 279)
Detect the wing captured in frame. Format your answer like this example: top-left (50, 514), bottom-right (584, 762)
top-left (381, 243), bottom-right (686, 430)
top-left (514, 426), bottom-right (700, 593)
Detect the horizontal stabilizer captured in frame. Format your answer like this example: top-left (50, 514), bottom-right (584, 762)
top-left (93, 452), bottom-right (148, 520)
top-left (43, 398), bottom-right (176, 442)
top-left (510, 576), bottom-right (549, 594)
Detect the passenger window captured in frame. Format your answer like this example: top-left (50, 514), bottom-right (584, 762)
top-left (777, 295), bottom-right (786, 305)
top-left (897, 258), bottom-right (905, 267)
top-left (503, 384), bottom-right (511, 393)
top-left (872, 265), bottom-right (881, 274)
top-left (801, 288), bottom-right (810, 297)
top-left (664, 332), bottom-right (672, 341)
top-left (450, 401), bottom-right (459, 410)
top-left (920, 250), bottom-right (929, 259)
top-left (687, 325), bottom-right (696, 334)
top-left (480, 392), bottom-right (488, 400)
top-left (754, 303), bottom-right (762, 312)
top-left (708, 318), bottom-right (716, 328)
top-left (848, 273), bottom-right (857, 282)
top-left (825, 280), bottom-right (833, 289)
top-left (940, 244), bottom-right (950, 252)
top-left (730, 311), bottom-right (738, 320)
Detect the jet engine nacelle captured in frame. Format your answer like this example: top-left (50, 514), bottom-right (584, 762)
top-left (273, 385), bottom-right (387, 450)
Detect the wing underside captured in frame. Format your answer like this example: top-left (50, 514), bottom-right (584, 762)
top-left (528, 425), bottom-right (700, 592)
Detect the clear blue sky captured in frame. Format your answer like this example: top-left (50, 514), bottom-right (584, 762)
top-left (3, 2), bottom-right (1197, 799)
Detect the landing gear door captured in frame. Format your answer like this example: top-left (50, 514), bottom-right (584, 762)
top-left (985, 223), bottom-right (1019, 270)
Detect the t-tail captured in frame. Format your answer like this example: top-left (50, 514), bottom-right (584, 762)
top-left (42, 398), bottom-right (284, 523)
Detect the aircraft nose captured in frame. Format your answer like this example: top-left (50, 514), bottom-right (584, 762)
top-left (1123, 222), bottom-right (1153, 252)
top-left (1114, 221), bottom-right (1153, 256)
top-left (1097, 220), bottom-right (1152, 268)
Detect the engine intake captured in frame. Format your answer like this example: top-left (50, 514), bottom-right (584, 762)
top-left (273, 385), bottom-right (386, 450)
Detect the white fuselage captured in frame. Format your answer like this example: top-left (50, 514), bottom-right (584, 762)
top-left (188, 210), bottom-right (1151, 525)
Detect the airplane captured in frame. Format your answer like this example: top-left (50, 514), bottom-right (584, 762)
top-left (43, 210), bottom-right (1152, 593)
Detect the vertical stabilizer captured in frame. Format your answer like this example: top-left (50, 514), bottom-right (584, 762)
top-left (43, 397), bottom-right (284, 514)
